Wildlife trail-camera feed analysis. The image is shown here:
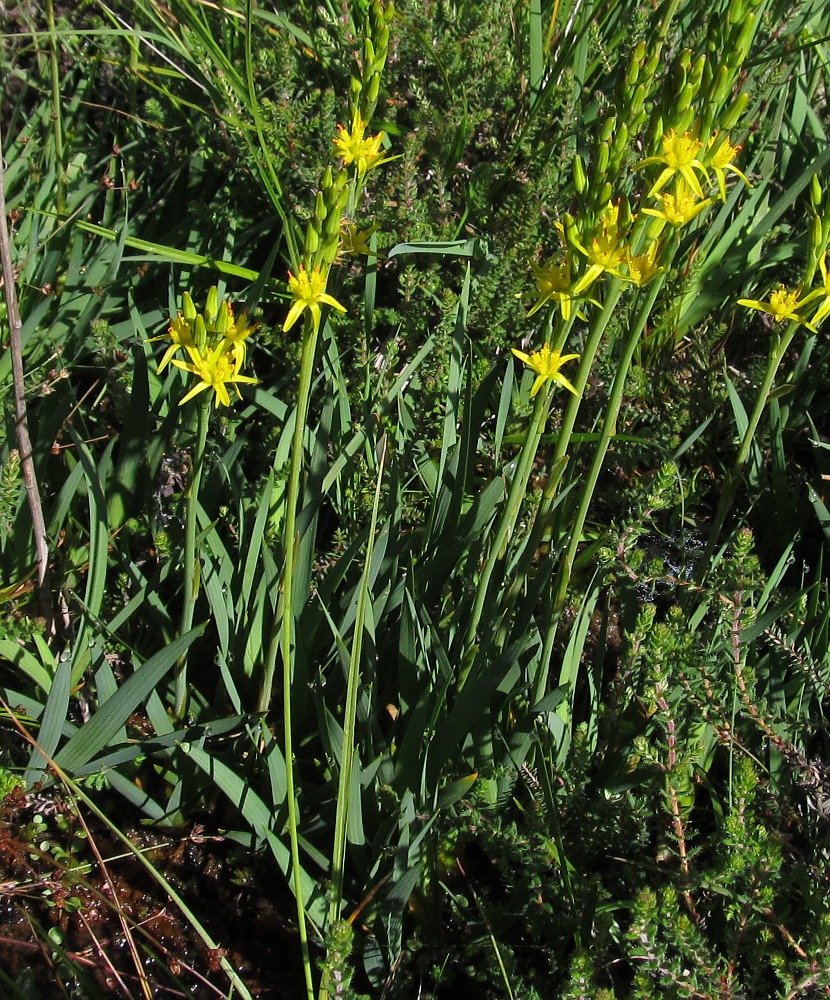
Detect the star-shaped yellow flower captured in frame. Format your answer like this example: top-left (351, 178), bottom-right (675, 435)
top-left (511, 342), bottom-right (580, 397)
top-left (707, 134), bottom-right (751, 202)
top-left (150, 312), bottom-right (198, 374)
top-left (219, 303), bottom-right (258, 370)
top-left (642, 182), bottom-right (716, 227)
top-left (626, 240), bottom-right (664, 287)
top-left (571, 202), bottom-right (630, 295)
top-left (636, 130), bottom-right (710, 199)
top-left (524, 255), bottom-right (576, 320)
top-left (737, 285), bottom-right (817, 330)
top-left (333, 112), bottom-right (398, 176)
top-left (799, 253), bottom-right (830, 328)
top-left (337, 221), bottom-right (381, 260)
top-left (283, 265), bottom-right (347, 334)
top-left (172, 343), bottom-right (259, 408)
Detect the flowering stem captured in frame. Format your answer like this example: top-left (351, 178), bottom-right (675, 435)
top-left (700, 321), bottom-right (800, 574)
top-left (553, 273), bottom-right (665, 611)
top-left (327, 436), bottom-right (386, 938)
top-left (174, 391), bottom-right (211, 720)
top-left (260, 314), bottom-right (318, 1000)
top-left (546, 278), bottom-right (627, 506)
top-left (460, 387), bottom-right (551, 688)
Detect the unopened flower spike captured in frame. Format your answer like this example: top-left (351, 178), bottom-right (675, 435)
top-left (511, 342), bottom-right (581, 397)
top-left (737, 285), bottom-right (817, 331)
top-left (283, 265), bottom-right (347, 334)
top-left (635, 130), bottom-right (710, 199)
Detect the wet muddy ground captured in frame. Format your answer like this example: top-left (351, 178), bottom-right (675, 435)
top-left (0, 784), bottom-right (304, 998)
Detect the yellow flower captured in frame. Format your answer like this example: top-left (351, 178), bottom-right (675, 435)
top-left (642, 182), bottom-right (716, 227)
top-left (219, 303), bottom-right (258, 370)
top-left (337, 221), bottom-right (381, 260)
top-left (149, 312), bottom-right (198, 374)
top-left (283, 265), bottom-right (347, 334)
top-left (626, 240), bottom-right (664, 287)
top-left (636, 130), bottom-right (710, 199)
top-left (571, 202), bottom-right (629, 295)
top-left (511, 342), bottom-right (580, 397)
top-left (707, 134), bottom-right (751, 202)
top-left (524, 255), bottom-right (575, 320)
top-left (800, 253), bottom-right (830, 327)
top-left (172, 343), bottom-right (259, 408)
top-left (737, 286), bottom-right (817, 329)
top-left (333, 112), bottom-right (398, 176)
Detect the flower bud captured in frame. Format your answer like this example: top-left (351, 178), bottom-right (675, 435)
top-left (720, 90), bottom-right (749, 130)
top-left (596, 140), bottom-right (610, 178)
top-left (733, 13), bottom-right (756, 66)
top-left (689, 53), bottom-right (706, 92)
top-left (625, 41), bottom-right (646, 87)
top-left (195, 314), bottom-right (207, 353)
top-left (314, 189), bottom-right (327, 226)
top-left (205, 286), bottom-right (219, 324)
top-left (216, 301), bottom-right (231, 336)
top-left (573, 154), bottom-right (587, 195)
top-left (600, 116), bottom-right (617, 144)
top-left (811, 174), bottom-right (823, 211)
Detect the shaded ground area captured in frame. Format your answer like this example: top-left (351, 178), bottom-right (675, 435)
top-left (0, 784), bottom-right (303, 998)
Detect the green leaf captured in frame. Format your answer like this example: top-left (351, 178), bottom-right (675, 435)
top-left (53, 626), bottom-right (206, 773)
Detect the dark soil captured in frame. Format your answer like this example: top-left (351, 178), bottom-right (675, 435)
top-left (0, 784), bottom-right (304, 998)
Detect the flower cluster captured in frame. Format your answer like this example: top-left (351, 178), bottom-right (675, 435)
top-left (512, 126), bottom-right (752, 396)
top-left (281, 109), bottom-right (398, 336)
top-left (150, 287), bottom-right (258, 408)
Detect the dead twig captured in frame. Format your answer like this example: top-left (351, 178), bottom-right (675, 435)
top-left (0, 121), bottom-right (53, 632)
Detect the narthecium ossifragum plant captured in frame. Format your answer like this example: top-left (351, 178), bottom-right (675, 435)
top-left (152, 285), bottom-right (259, 407)
top-left (150, 287), bottom-right (259, 719)
top-left (507, 124), bottom-right (752, 623)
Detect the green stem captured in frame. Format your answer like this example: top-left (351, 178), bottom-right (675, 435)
top-left (460, 388), bottom-right (551, 687)
top-left (174, 392), bottom-right (211, 720)
top-left (700, 320), bottom-right (801, 573)
top-left (46, 0), bottom-right (66, 215)
top-left (549, 280), bottom-right (627, 497)
top-left (553, 274), bottom-right (665, 611)
top-left (326, 437), bottom-right (386, 941)
top-left (259, 316), bottom-right (318, 1000)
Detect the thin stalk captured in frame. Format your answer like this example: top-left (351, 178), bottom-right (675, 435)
top-left (553, 273), bottom-right (665, 610)
top-left (700, 320), bottom-right (801, 573)
top-left (174, 392), bottom-right (211, 720)
top-left (460, 388), bottom-right (551, 686)
top-left (46, 0), bottom-right (66, 215)
top-left (322, 436), bottom-right (387, 997)
top-left (0, 124), bottom-right (52, 629)
top-left (259, 315), bottom-right (318, 1000)
top-left (532, 277), bottom-right (629, 543)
